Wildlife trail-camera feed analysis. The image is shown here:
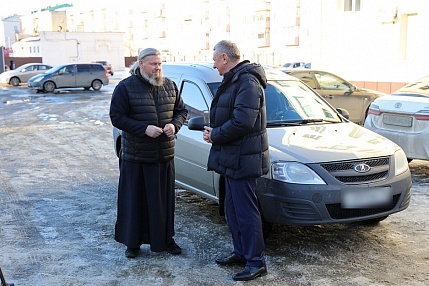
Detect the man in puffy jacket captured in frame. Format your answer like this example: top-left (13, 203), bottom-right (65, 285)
top-left (203, 40), bottom-right (269, 281)
top-left (110, 48), bottom-right (187, 258)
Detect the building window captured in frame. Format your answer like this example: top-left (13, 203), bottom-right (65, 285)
top-left (344, 0), bottom-right (360, 12)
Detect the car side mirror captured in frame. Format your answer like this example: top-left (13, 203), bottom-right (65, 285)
top-left (345, 85), bottom-right (357, 96)
top-left (336, 108), bottom-right (350, 120)
top-left (188, 116), bottom-right (207, 131)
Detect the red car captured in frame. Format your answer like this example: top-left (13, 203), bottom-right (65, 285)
top-left (93, 61), bottom-right (114, 76)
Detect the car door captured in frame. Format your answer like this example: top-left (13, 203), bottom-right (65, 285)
top-left (173, 77), bottom-right (217, 199)
top-left (20, 65), bottom-right (41, 82)
top-left (55, 64), bottom-right (76, 88)
top-left (312, 71), bottom-right (365, 123)
top-left (75, 64), bottom-right (93, 87)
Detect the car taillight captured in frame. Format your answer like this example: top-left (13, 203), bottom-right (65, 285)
top-left (368, 104), bottom-right (381, 116)
top-left (104, 70), bottom-right (109, 78)
top-left (415, 110), bottom-right (429, 120)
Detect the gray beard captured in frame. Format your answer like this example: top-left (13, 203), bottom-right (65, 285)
top-left (141, 72), bottom-right (164, 86)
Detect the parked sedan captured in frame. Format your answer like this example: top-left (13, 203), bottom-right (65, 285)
top-left (285, 69), bottom-right (386, 125)
top-left (364, 75), bottom-right (429, 162)
top-left (113, 63), bottom-right (411, 234)
top-left (0, 63), bottom-right (52, 86)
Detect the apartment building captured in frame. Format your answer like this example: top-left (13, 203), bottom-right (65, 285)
top-left (2, 0), bottom-right (428, 86)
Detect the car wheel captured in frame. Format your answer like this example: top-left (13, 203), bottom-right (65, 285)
top-left (10, 77), bottom-right (20, 86)
top-left (43, 81), bottom-right (56, 93)
top-left (91, 80), bottom-right (103, 91)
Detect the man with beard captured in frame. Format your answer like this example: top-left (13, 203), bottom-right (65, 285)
top-left (110, 48), bottom-right (188, 258)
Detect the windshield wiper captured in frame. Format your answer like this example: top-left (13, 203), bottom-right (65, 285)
top-left (267, 118), bottom-right (337, 126)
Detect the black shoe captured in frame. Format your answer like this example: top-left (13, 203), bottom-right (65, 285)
top-left (125, 247), bottom-right (139, 258)
top-left (215, 253), bottom-right (247, 266)
top-left (232, 265), bottom-right (267, 281)
top-left (166, 240), bottom-right (182, 255)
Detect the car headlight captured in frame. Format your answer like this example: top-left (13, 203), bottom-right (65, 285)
top-left (394, 148), bottom-right (409, 176)
top-left (271, 162), bottom-right (326, 184)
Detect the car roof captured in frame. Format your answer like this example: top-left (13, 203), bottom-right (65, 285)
top-left (161, 62), bottom-right (298, 82)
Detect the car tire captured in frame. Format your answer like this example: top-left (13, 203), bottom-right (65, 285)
top-left (43, 81), bottom-right (56, 93)
top-left (91, 80), bottom-right (103, 91)
top-left (10, 77), bottom-right (20, 86)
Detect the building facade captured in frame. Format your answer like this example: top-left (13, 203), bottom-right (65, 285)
top-left (2, 0), bottom-right (428, 89)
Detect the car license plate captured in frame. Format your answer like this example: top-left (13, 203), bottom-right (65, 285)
top-left (341, 187), bottom-right (392, 209)
top-left (383, 114), bottom-right (413, 127)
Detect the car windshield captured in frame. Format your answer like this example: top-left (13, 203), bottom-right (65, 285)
top-left (393, 75), bottom-right (429, 98)
top-left (206, 80), bottom-right (341, 125)
top-left (14, 64), bottom-right (30, 70)
top-left (265, 80), bottom-right (341, 125)
top-left (207, 82), bottom-right (221, 96)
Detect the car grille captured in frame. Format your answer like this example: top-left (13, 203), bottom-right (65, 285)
top-left (320, 157), bottom-right (389, 184)
top-left (326, 194), bottom-right (400, 219)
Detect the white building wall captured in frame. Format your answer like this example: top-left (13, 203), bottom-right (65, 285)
top-left (9, 0), bottom-right (429, 82)
top-left (12, 31), bottom-right (125, 70)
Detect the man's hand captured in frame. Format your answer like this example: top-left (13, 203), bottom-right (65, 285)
top-left (145, 125), bottom-right (164, 138)
top-left (163, 123), bottom-right (176, 137)
top-left (203, 126), bottom-right (213, 143)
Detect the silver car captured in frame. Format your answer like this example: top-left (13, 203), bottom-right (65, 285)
top-left (113, 63), bottom-right (411, 233)
top-left (0, 63), bottom-right (53, 86)
top-left (28, 63), bottom-right (109, 93)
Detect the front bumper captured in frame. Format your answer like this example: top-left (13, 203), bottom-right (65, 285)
top-left (28, 82), bottom-right (43, 90)
top-left (257, 167), bottom-right (412, 226)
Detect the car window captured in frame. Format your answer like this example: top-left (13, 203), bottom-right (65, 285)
top-left (179, 81), bottom-right (209, 120)
top-left (38, 65), bottom-right (50, 71)
top-left (394, 75), bottom-right (429, 97)
top-left (91, 64), bottom-right (105, 71)
top-left (269, 80), bottom-right (340, 122)
top-left (77, 64), bottom-right (91, 72)
top-left (207, 82), bottom-right (221, 97)
top-left (59, 65), bottom-right (74, 74)
top-left (289, 72), bottom-right (317, 89)
top-left (314, 72), bottom-right (349, 91)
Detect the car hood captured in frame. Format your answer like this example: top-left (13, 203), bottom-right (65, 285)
top-left (357, 87), bottom-right (386, 97)
top-left (267, 122), bottom-right (399, 163)
top-left (29, 74), bottom-right (46, 81)
top-left (373, 94), bottom-right (429, 113)
top-left (0, 70), bottom-right (13, 78)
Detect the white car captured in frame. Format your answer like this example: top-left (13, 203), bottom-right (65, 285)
top-left (0, 63), bottom-right (53, 86)
top-left (364, 75), bottom-right (429, 162)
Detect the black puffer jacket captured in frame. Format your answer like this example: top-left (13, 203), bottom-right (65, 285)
top-left (110, 70), bottom-right (188, 163)
top-left (207, 61), bottom-right (270, 179)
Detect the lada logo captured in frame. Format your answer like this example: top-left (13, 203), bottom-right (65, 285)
top-left (353, 163), bottom-right (371, 173)
top-left (394, 102), bottom-right (402, 108)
